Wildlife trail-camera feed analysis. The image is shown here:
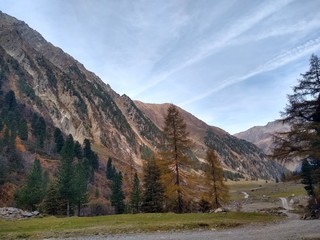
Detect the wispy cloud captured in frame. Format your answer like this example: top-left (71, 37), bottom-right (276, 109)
top-left (132, 0), bottom-right (294, 98)
top-left (180, 37), bottom-right (320, 106)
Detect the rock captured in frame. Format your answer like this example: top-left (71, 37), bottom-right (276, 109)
top-left (0, 207), bottom-right (40, 219)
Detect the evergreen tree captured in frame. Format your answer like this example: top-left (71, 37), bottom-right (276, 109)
top-left (272, 54), bottom-right (320, 200)
top-left (15, 159), bottom-right (46, 211)
top-left (0, 156), bottom-right (7, 185)
top-left (142, 158), bottom-right (164, 213)
top-left (204, 149), bottom-right (229, 209)
top-left (161, 104), bottom-right (192, 213)
top-left (301, 159), bottom-right (315, 197)
top-left (106, 157), bottom-right (116, 180)
top-left (17, 118), bottom-right (28, 141)
top-left (73, 159), bottom-right (89, 216)
top-left (83, 138), bottom-right (99, 171)
top-left (31, 114), bottom-right (46, 148)
top-left (54, 127), bottom-right (64, 153)
top-left (74, 141), bottom-right (83, 159)
top-left (42, 182), bottom-right (66, 215)
top-left (4, 90), bottom-right (17, 111)
top-left (130, 173), bottom-right (141, 213)
top-left (57, 134), bottom-right (75, 216)
top-left (111, 171), bottom-right (125, 214)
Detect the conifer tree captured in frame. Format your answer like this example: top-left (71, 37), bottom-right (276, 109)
top-left (83, 138), bottom-right (99, 171)
top-left (0, 156), bottom-right (7, 185)
top-left (161, 104), bottom-right (192, 213)
top-left (273, 54), bottom-right (320, 201)
top-left (301, 159), bottom-right (315, 197)
top-left (57, 134), bottom-right (75, 216)
top-left (74, 141), bottom-right (83, 159)
top-left (42, 182), bottom-right (66, 215)
top-left (15, 159), bottom-right (46, 211)
top-left (142, 158), bottom-right (164, 213)
top-left (130, 173), bottom-right (141, 213)
top-left (111, 171), bottom-right (125, 214)
top-left (54, 127), bottom-right (64, 153)
top-left (106, 157), bottom-right (116, 180)
top-left (204, 149), bottom-right (229, 209)
top-left (73, 159), bottom-right (89, 216)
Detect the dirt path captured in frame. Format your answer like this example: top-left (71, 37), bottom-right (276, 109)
top-left (60, 218), bottom-right (320, 240)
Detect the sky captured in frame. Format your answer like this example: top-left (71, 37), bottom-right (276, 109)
top-left (1, 0), bottom-right (320, 134)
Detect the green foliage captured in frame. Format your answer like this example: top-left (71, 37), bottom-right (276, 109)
top-left (57, 134), bottom-right (75, 216)
top-left (130, 173), bottom-right (142, 213)
top-left (31, 114), bottom-right (46, 148)
top-left (54, 128), bottom-right (64, 153)
top-left (0, 156), bottom-right (7, 185)
top-left (15, 159), bottom-right (47, 211)
top-left (106, 157), bottom-right (116, 180)
top-left (17, 118), bottom-right (28, 141)
top-left (111, 171), bottom-right (125, 214)
top-left (42, 182), bottom-right (66, 215)
top-left (301, 159), bottom-right (315, 197)
top-left (4, 90), bottom-right (17, 111)
top-left (73, 159), bottom-right (89, 216)
top-left (74, 141), bottom-right (83, 159)
top-left (83, 139), bottom-right (99, 171)
top-left (142, 159), bottom-right (164, 213)
top-left (140, 144), bottom-right (154, 160)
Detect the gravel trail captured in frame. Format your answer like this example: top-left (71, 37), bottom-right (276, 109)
top-left (57, 218), bottom-right (320, 240)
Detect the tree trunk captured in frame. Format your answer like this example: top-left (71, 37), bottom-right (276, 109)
top-left (67, 200), bottom-right (70, 217)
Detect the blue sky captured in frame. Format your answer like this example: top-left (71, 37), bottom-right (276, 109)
top-left (1, 0), bottom-right (320, 134)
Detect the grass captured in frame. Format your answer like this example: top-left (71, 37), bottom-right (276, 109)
top-left (0, 212), bottom-right (283, 239)
top-left (227, 180), bottom-right (306, 201)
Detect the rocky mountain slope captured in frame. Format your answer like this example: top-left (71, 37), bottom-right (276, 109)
top-left (234, 121), bottom-right (300, 171)
top-left (135, 102), bottom-right (285, 179)
top-left (235, 121), bottom-right (290, 155)
top-left (0, 11), bottom-right (284, 179)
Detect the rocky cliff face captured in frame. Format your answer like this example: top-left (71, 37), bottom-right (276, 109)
top-left (234, 121), bottom-right (290, 155)
top-left (0, 11), bottom-right (285, 178)
top-left (134, 102), bottom-right (286, 179)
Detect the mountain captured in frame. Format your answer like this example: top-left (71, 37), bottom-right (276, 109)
top-left (235, 121), bottom-right (290, 155)
top-left (135, 102), bottom-right (285, 179)
top-left (0, 10), bottom-right (284, 186)
top-left (235, 121), bottom-right (299, 171)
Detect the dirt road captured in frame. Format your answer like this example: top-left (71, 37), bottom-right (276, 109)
top-left (61, 218), bottom-right (320, 240)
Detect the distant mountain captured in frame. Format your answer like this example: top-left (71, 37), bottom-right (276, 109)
top-left (235, 121), bottom-right (290, 155)
top-left (0, 9), bottom-right (284, 195)
top-left (234, 121), bottom-right (300, 171)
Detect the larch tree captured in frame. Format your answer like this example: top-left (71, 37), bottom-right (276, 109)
top-left (161, 104), bottom-right (192, 213)
top-left (273, 54), bottom-right (320, 201)
top-left (203, 149), bottom-right (229, 209)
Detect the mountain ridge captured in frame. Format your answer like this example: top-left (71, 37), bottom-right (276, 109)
top-left (0, 11), bottom-right (284, 182)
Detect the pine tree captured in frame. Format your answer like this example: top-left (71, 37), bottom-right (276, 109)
top-left (0, 155), bottom-right (7, 185)
top-left (73, 159), bottom-right (89, 216)
top-left (111, 171), bottom-right (125, 214)
top-left (161, 104), bottom-right (192, 213)
top-left (83, 138), bottom-right (99, 171)
top-left (204, 149), bottom-right (229, 209)
top-left (74, 141), bottom-right (83, 159)
top-left (57, 134), bottom-right (75, 216)
top-left (272, 54), bottom-right (320, 200)
top-left (54, 127), bottom-right (64, 153)
top-left (130, 173), bottom-right (141, 213)
top-left (106, 157), bottom-right (116, 180)
top-left (18, 118), bottom-right (28, 141)
top-left (42, 182), bottom-right (66, 215)
top-left (142, 158), bottom-right (164, 213)
top-left (15, 159), bottom-right (46, 211)
top-left (301, 159), bottom-right (315, 197)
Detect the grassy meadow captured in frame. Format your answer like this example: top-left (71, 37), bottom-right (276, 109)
top-left (0, 212), bottom-right (283, 239)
